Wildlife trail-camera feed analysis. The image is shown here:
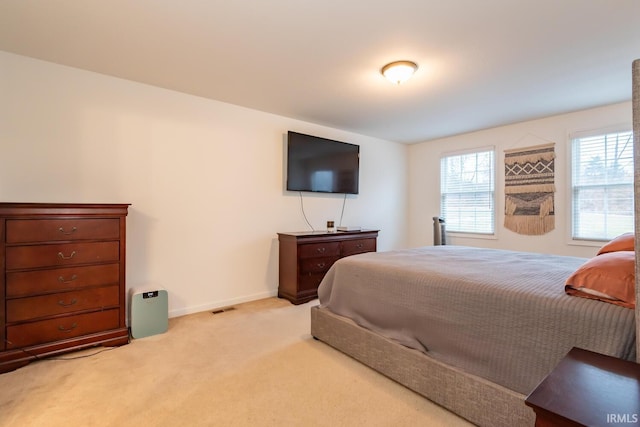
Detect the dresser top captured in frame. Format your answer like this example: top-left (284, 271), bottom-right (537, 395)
top-left (278, 229), bottom-right (378, 238)
top-left (0, 202), bottom-right (131, 207)
top-left (0, 203), bottom-right (131, 216)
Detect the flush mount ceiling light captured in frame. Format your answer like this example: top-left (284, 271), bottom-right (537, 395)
top-left (381, 60), bottom-right (418, 84)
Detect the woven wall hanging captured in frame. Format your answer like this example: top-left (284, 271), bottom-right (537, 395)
top-left (504, 143), bottom-right (556, 235)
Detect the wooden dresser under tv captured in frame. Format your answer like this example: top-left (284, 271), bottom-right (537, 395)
top-left (0, 203), bottom-right (130, 373)
top-left (277, 229), bottom-right (378, 304)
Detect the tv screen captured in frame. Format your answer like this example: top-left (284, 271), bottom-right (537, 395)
top-left (286, 131), bottom-right (360, 194)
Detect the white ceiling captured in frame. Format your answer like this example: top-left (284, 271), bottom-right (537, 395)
top-left (1, 1), bottom-right (639, 144)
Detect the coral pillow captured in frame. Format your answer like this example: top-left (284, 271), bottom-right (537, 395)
top-left (565, 251), bottom-right (635, 309)
top-left (597, 232), bottom-right (634, 255)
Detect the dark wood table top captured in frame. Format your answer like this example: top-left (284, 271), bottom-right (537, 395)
top-left (525, 347), bottom-right (640, 426)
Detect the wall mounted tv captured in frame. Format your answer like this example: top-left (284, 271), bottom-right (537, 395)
top-left (286, 131), bottom-right (360, 194)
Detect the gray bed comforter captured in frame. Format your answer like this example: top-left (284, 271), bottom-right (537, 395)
top-left (317, 245), bottom-right (636, 394)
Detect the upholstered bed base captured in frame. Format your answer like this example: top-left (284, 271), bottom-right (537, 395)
top-left (310, 305), bottom-right (535, 427)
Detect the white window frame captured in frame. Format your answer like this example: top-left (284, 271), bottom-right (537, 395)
top-left (439, 146), bottom-right (496, 237)
top-left (568, 126), bottom-right (634, 244)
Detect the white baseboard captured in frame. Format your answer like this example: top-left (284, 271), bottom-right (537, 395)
top-left (167, 289), bottom-right (278, 318)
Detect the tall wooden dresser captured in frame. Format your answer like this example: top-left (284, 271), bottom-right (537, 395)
top-left (0, 203), bottom-right (130, 373)
top-left (278, 230), bottom-right (378, 304)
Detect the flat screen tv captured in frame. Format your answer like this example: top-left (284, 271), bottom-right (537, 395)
top-left (286, 131), bottom-right (359, 194)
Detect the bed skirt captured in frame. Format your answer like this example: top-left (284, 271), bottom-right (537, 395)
top-left (310, 305), bottom-right (535, 427)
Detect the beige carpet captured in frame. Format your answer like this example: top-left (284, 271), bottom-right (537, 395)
top-left (0, 298), bottom-right (472, 426)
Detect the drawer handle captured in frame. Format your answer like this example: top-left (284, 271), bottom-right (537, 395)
top-left (58, 226), bottom-right (78, 235)
top-left (356, 243), bottom-right (364, 249)
top-left (57, 251), bottom-right (77, 260)
top-left (58, 298), bottom-right (78, 307)
top-left (316, 262), bottom-right (326, 269)
top-left (316, 247), bottom-right (326, 254)
top-left (58, 322), bottom-right (78, 332)
top-left (58, 274), bottom-right (78, 283)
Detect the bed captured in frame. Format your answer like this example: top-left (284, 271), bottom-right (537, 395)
top-left (310, 58), bottom-right (640, 427)
top-left (311, 246), bottom-right (636, 426)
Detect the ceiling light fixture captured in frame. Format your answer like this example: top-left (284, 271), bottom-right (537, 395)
top-left (381, 60), bottom-right (418, 84)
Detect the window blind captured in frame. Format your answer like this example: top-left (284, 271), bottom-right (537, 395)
top-left (440, 149), bottom-right (495, 234)
top-left (571, 130), bottom-right (633, 240)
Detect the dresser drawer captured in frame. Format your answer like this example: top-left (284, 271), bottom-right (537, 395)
top-left (6, 263), bottom-right (120, 298)
top-left (6, 241), bottom-right (119, 270)
top-left (299, 256), bottom-right (339, 274)
top-left (299, 273), bottom-right (326, 291)
top-left (6, 309), bottom-right (120, 348)
top-left (298, 242), bottom-right (340, 259)
top-left (6, 286), bottom-right (120, 323)
top-left (342, 238), bottom-right (376, 257)
top-left (6, 219), bottom-right (120, 243)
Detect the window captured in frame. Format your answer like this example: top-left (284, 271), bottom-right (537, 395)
top-left (571, 130), bottom-right (633, 241)
top-left (440, 148), bottom-right (495, 234)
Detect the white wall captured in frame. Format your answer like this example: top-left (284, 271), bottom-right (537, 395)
top-left (0, 51), bottom-right (409, 317)
top-left (408, 102), bottom-right (633, 258)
